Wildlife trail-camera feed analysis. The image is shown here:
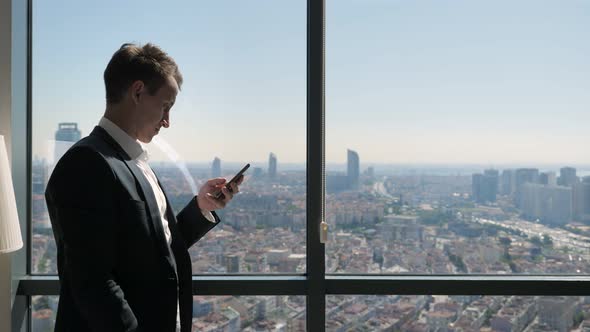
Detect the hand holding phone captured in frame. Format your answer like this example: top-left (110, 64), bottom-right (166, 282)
top-left (213, 163), bottom-right (250, 199)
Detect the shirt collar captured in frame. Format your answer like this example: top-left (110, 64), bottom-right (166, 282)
top-left (98, 116), bottom-right (149, 161)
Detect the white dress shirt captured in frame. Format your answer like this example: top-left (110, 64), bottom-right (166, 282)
top-left (99, 117), bottom-right (215, 331)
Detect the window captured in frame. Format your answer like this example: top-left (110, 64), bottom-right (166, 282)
top-left (326, 0), bottom-right (590, 275)
top-left (31, 0), bottom-right (306, 275)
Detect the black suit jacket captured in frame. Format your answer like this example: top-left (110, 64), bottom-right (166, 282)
top-left (45, 126), bottom-right (220, 332)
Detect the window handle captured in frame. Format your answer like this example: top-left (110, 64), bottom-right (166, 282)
top-left (320, 221), bottom-right (328, 243)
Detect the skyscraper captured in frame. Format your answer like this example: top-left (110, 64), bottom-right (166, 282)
top-left (55, 122), bottom-right (81, 142)
top-left (472, 170), bottom-right (498, 204)
top-left (520, 183), bottom-right (572, 225)
top-left (472, 174), bottom-right (483, 203)
top-left (539, 172), bottom-right (557, 186)
top-left (558, 167), bottom-right (578, 187)
top-left (212, 157), bottom-right (221, 178)
top-left (515, 168), bottom-right (539, 187)
top-left (268, 152), bottom-right (277, 179)
top-left (514, 168), bottom-right (539, 207)
top-left (484, 169), bottom-right (499, 201)
top-left (54, 122), bottom-right (81, 163)
top-left (501, 169), bottom-right (515, 195)
top-left (574, 177), bottom-right (590, 222)
top-left (367, 166), bottom-right (375, 179)
top-left (347, 149), bottom-right (360, 190)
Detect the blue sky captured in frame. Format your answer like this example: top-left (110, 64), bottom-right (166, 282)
top-left (33, 0), bottom-right (590, 165)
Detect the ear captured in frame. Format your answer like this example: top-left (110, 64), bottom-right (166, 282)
top-left (130, 80), bottom-right (145, 104)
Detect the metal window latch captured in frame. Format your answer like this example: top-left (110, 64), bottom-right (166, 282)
top-left (320, 221), bottom-right (328, 244)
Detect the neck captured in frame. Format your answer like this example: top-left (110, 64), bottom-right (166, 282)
top-left (104, 106), bottom-right (139, 140)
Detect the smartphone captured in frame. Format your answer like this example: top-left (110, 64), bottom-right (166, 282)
top-left (213, 163), bottom-right (250, 199)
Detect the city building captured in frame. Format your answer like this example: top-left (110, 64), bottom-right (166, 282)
top-left (378, 215), bottom-right (422, 243)
top-left (574, 177), bottom-right (590, 222)
top-left (193, 297), bottom-right (217, 317)
top-left (32, 158), bottom-right (48, 195)
top-left (366, 166), bottom-right (375, 179)
top-left (501, 169), bottom-right (515, 195)
top-left (490, 297), bottom-right (536, 332)
top-left (212, 157), bottom-right (221, 178)
top-left (326, 174), bottom-right (349, 193)
top-left (558, 167), bottom-right (578, 187)
top-left (225, 254), bottom-right (241, 273)
top-left (347, 149), bottom-right (360, 190)
top-left (515, 168), bottom-right (540, 207)
top-left (252, 167), bottom-right (263, 178)
top-left (520, 184), bottom-right (572, 225)
top-left (266, 249), bottom-right (289, 267)
top-left (53, 122), bottom-right (81, 164)
top-left (268, 152), bottom-right (277, 179)
top-left (537, 296), bottom-right (578, 332)
top-left (472, 169), bottom-right (498, 204)
top-left (539, 171), bottom-right (557, 186)
top-left (515, 168), bottom-right (539, 187)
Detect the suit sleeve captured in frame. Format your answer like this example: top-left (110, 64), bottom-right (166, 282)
top-left (45, 147), bottom-right (137, 332)
top-left (175, 196), bottom-right (220, 248)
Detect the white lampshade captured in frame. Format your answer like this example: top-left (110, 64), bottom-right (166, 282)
top-left (0, 135), bottom-right (23, 253)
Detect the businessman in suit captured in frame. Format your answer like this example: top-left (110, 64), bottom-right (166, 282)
top-left (45, 43), bottom-right (242, 332)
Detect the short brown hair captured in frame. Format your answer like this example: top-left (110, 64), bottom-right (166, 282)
top-left (103, 43), bottom-right (183, 105)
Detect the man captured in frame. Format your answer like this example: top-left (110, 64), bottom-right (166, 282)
top-left (45, 43), bottom-right (242, 332)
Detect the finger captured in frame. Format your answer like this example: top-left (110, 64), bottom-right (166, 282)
top-left (206, 178), bottom-right (226, 188)
top-left (230, 182), bottom-right (239, 194)
top-left (222, 187), bottom-right (233, 202)
top-left (236, 175), bottom-right (245, 185)
top-left (214, 195), bottom-right (227, 209)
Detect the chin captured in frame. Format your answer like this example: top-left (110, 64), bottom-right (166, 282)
top-left (138, 135), bottom-right (153, 143)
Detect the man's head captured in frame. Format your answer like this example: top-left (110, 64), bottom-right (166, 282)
top-left (103, 43), bottom-right (182, 143)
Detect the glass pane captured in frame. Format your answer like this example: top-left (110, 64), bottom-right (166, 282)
top-left (32, 0), bottom-right (306, 274)
top-left (326, 0), bottom-right (590, 274)
top-left (32, 296), bottom-right (305, 331)
top-left (327, 295), bottom-right (588, 332)
top-left (194, 296), bottom-right (305, 331)
top-left (32, 296), bottom-right (58, 332)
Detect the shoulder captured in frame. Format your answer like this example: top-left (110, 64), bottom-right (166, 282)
top-left (48, 136), bottom-right (120, 193)
top-left (54, 131), bottom-right (125, 174)
top-left (46, 139), bottom-right (123, 206)
top-left (59, 139), bottom-right (111, 171)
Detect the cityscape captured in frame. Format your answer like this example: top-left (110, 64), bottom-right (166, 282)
top-left (29, 123), bottom-right (590, 332)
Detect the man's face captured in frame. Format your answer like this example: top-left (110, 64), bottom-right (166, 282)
top-left (135, 75), bottom-right (178, 143)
